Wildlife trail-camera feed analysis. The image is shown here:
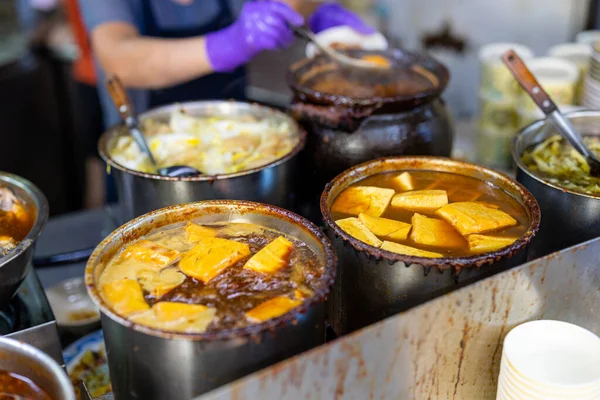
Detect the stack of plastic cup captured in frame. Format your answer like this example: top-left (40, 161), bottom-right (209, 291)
top-left (583, 43), bottom-right (600, 110)
top-left (477, 43), bottom-right (534, 169)
top-left (497, 320), bottom-right (600, 400)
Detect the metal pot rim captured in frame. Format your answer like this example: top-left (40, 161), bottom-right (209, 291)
top-left (0, 172), bottom-right (49, 268)
top-left (320, 156), bottom-right (540, 270)
top-left (287, 48), bottom-right (450, 108)
top-left (512, 109), bottom-right (600, 199)
top-left (86, 200), bottom-right (337, 341)
top-left (97, 101), bottom-right (307, 182)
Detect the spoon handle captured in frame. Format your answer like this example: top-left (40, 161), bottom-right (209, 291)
top-left (106, 76), bottom-right (158, 167)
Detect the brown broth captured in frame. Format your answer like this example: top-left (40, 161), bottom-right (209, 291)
top-left (0, 371), bottom-right (52, 400)
top-left (331, 171), bottom-right (529, 257)
top-left (100, 222), bottom-right (323, 332)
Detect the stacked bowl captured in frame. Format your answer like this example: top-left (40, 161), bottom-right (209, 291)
top-left (583, 43), bottom-right (600, 109)
top-left (497, 320), bottom-right (600, 400)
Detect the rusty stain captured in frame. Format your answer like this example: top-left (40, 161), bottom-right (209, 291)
top-left (452, 321), bottom-right (471, 399)
top-left (491, 285), bottom-right (498, 314)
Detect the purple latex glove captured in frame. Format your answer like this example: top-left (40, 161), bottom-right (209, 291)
top-left (309, 3), bottom-right (375, 34)
top-left (206, 1), bottom-right (304, 72)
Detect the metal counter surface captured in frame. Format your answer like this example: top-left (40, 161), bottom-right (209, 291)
top-left (194, 238), bottom-right (600, 400)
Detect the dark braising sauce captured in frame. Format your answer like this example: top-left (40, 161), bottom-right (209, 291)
top-left (0, 371), bottom-right (52, 400)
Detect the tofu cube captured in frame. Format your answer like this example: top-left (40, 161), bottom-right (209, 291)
top-left (101, 279), bottom-right (150, 316)
top-left (393, 172), bottom-right (414, 191)
top-left (245, 296), bottom-right (302, 323)
top-left (131, 302), bottom-right (216, 333)
top-left (467, 235), bottom-right (518, 253)
top-left (391, 190), bottom-right (448, 213)
top-left (410, 213), bottom-right (466, 249)
top-left (380, 241), bottom-right (443, 258)
top-left (179, 238), bottom-right (251, 283)
top-left (331, 186), bottom-right (395, 217)
top-left (121, 239), bottom-right (180, 269)
top-left (244, 236), bottom-right (294, 274)
top-left (436, 202), bottom-right (517, 235)
top-left (335, 217), bottom-right (383, 247)
top-left (358, 213), bottom-right (412, 240)
top-left (185, 222), bottom-right (217, 242)
top-left (137, 267), bottom-right (185, 298)
top-left (152, 302), bottom-right (211, 322)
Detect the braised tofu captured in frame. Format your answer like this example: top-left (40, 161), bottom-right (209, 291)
top-left (121, 240), bottom-right (180, 269)
top-left (101, 279), bottom-right (150, 316)
top-left (331, 186), bottom-right (395, 217)
top-left (137, 267), bottom-right (185, 298)
top-left (391, 190), bottom-right (448, 213)
top-left (245, 296), bottom-right (302, 323)
top-left (131, 302), bottom-right (216, 333)
top-left (358, 213), bottom-right (412, 240)
top-left (467, 235), bottom-right (518, 253)
top-left (380, 241), bottom-right (443, 258)
top-left (436, 202), bottom-right (517, 235)
top-left (179, 238), bottom-right (251, 283)
top-left (335, 217), bottom-right (383, 247)
top-left (393, 172), bottom-right (414, 191)
top-left (244, 236), bottom-right (294, 274)
top-left (410, 213), bottom-right (466, 249)
top-left (185, 222), bottom-right (217, 242)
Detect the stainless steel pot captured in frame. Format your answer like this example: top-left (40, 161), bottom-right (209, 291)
top-left (0, 336), bottom-right (75, 399)
top-left (86, 201), bottom-right (336, 400)
top-left (513, 110), bottom-right (600, 259)
top-left (0, 172), bottom-right (48, 303)
top-left (98, 101), bottom-right (306, 221)
top-left (320, 157), bottom-right (540, 335)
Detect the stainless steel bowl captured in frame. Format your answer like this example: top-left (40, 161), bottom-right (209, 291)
top-left (513, 110), bottom-right (600, 259)
top-left (86, 200), bottom-right (336, 400)
top-left (99, 101), bottom-right (306, 221)
top-left (0, 172), bottom-right (48, 303)
top-left (0, 337), bottom-right (75, 399)
top-left (321, 156), bottom-right (540, 335)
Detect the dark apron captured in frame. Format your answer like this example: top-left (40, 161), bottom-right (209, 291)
top-left (141, 0), bottom-right (247, 107)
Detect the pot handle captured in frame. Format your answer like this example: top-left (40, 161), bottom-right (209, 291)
top-left (289, 101), bottom-right (382, 133)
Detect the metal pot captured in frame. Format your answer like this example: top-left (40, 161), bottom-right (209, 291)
top-left (86, 201), bottom-right (336, 400)
top-left (289, 49), bottom-right (453, 220)
top-left (320, 157), bottom-right (540, 335)
top-left (0, 336), bottom-right (75, 399)
top-left (513, 110), bottom-right (600, 259)
top-left (0, 172), bottom-right (48, 303)
top-left (98, 101), bottom-right (306, 221)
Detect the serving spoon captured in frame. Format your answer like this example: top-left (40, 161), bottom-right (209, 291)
top-left (106, 76), bottom-right (202, 178)
top-left (502, 50), bottom-right (600, 176)
top-left (289, 25), bottom-right (392, 72)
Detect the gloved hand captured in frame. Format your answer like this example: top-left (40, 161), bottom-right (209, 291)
top-left (309, 3), bottom-right (375, 35)
top-left (206, 1), bottom-right (304, 72)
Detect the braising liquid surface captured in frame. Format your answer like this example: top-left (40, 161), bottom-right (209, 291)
top-left (331, 171), bottom-right (529, 257)
top-left (0, 371), bottom-right (52, 400)
top-left (99, 222), bottom-right (323, 333)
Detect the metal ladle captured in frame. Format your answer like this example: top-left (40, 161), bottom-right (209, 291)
top-left (106, 76), bottom-right (202, 178)
top-left (289, 25), bottom-right (392, 72)
top-left (503, 49), bottom-right (600, 176)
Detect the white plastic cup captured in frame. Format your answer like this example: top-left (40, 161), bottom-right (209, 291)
top-left (576, 31), bottom-right (600, 46)
top-left (479, 43), bottom-right (534, 99)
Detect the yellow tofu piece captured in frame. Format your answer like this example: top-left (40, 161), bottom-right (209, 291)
top-left (435, 202), bottom-right (517, 235)
top-left (467, 235), bottom-right (518, 253)
top-left (131, 302), bottom-right (216, 333)
top-left (391, 190), bottom-right (448, 213)
top-left (410, 213), bottom-right (466, 249)
top-left (393, 172), bottom-right (414, 191)
top-left (294, 289), bottom-right (305, 300)
top-left (185, 222), bottom-right (217, 242)
top-left (358, 213), bottom-right (412, 240)
top-left (152, 302), bottom-right (210, 322)
top-left (121, 240), bottom-right (180, 269)
top-left (137, 268), bottom-right (185, 298)
top-left (380, 241), bottom-right (443, 258)
top-left (179, 237), bottom-right (251, 283)
top-left (101, 279), bottom-right (150, 316)
top-left (245, 296), bottom-right (302, 323)
top-left (331, 186), bottom-right (395, 217)
top-left (244, 236), bottom-right (294, 274)
top-left (473, 201), bottom-right (500, 210)
top-left (335, 218), bottom-right (383, 247)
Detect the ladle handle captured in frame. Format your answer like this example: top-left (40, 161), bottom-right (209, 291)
top-left (502, 50), bottom-right (558, 115)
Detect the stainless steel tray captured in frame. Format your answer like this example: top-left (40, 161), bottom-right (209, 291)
top-left (193, 237), bottom-right (600, 400)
